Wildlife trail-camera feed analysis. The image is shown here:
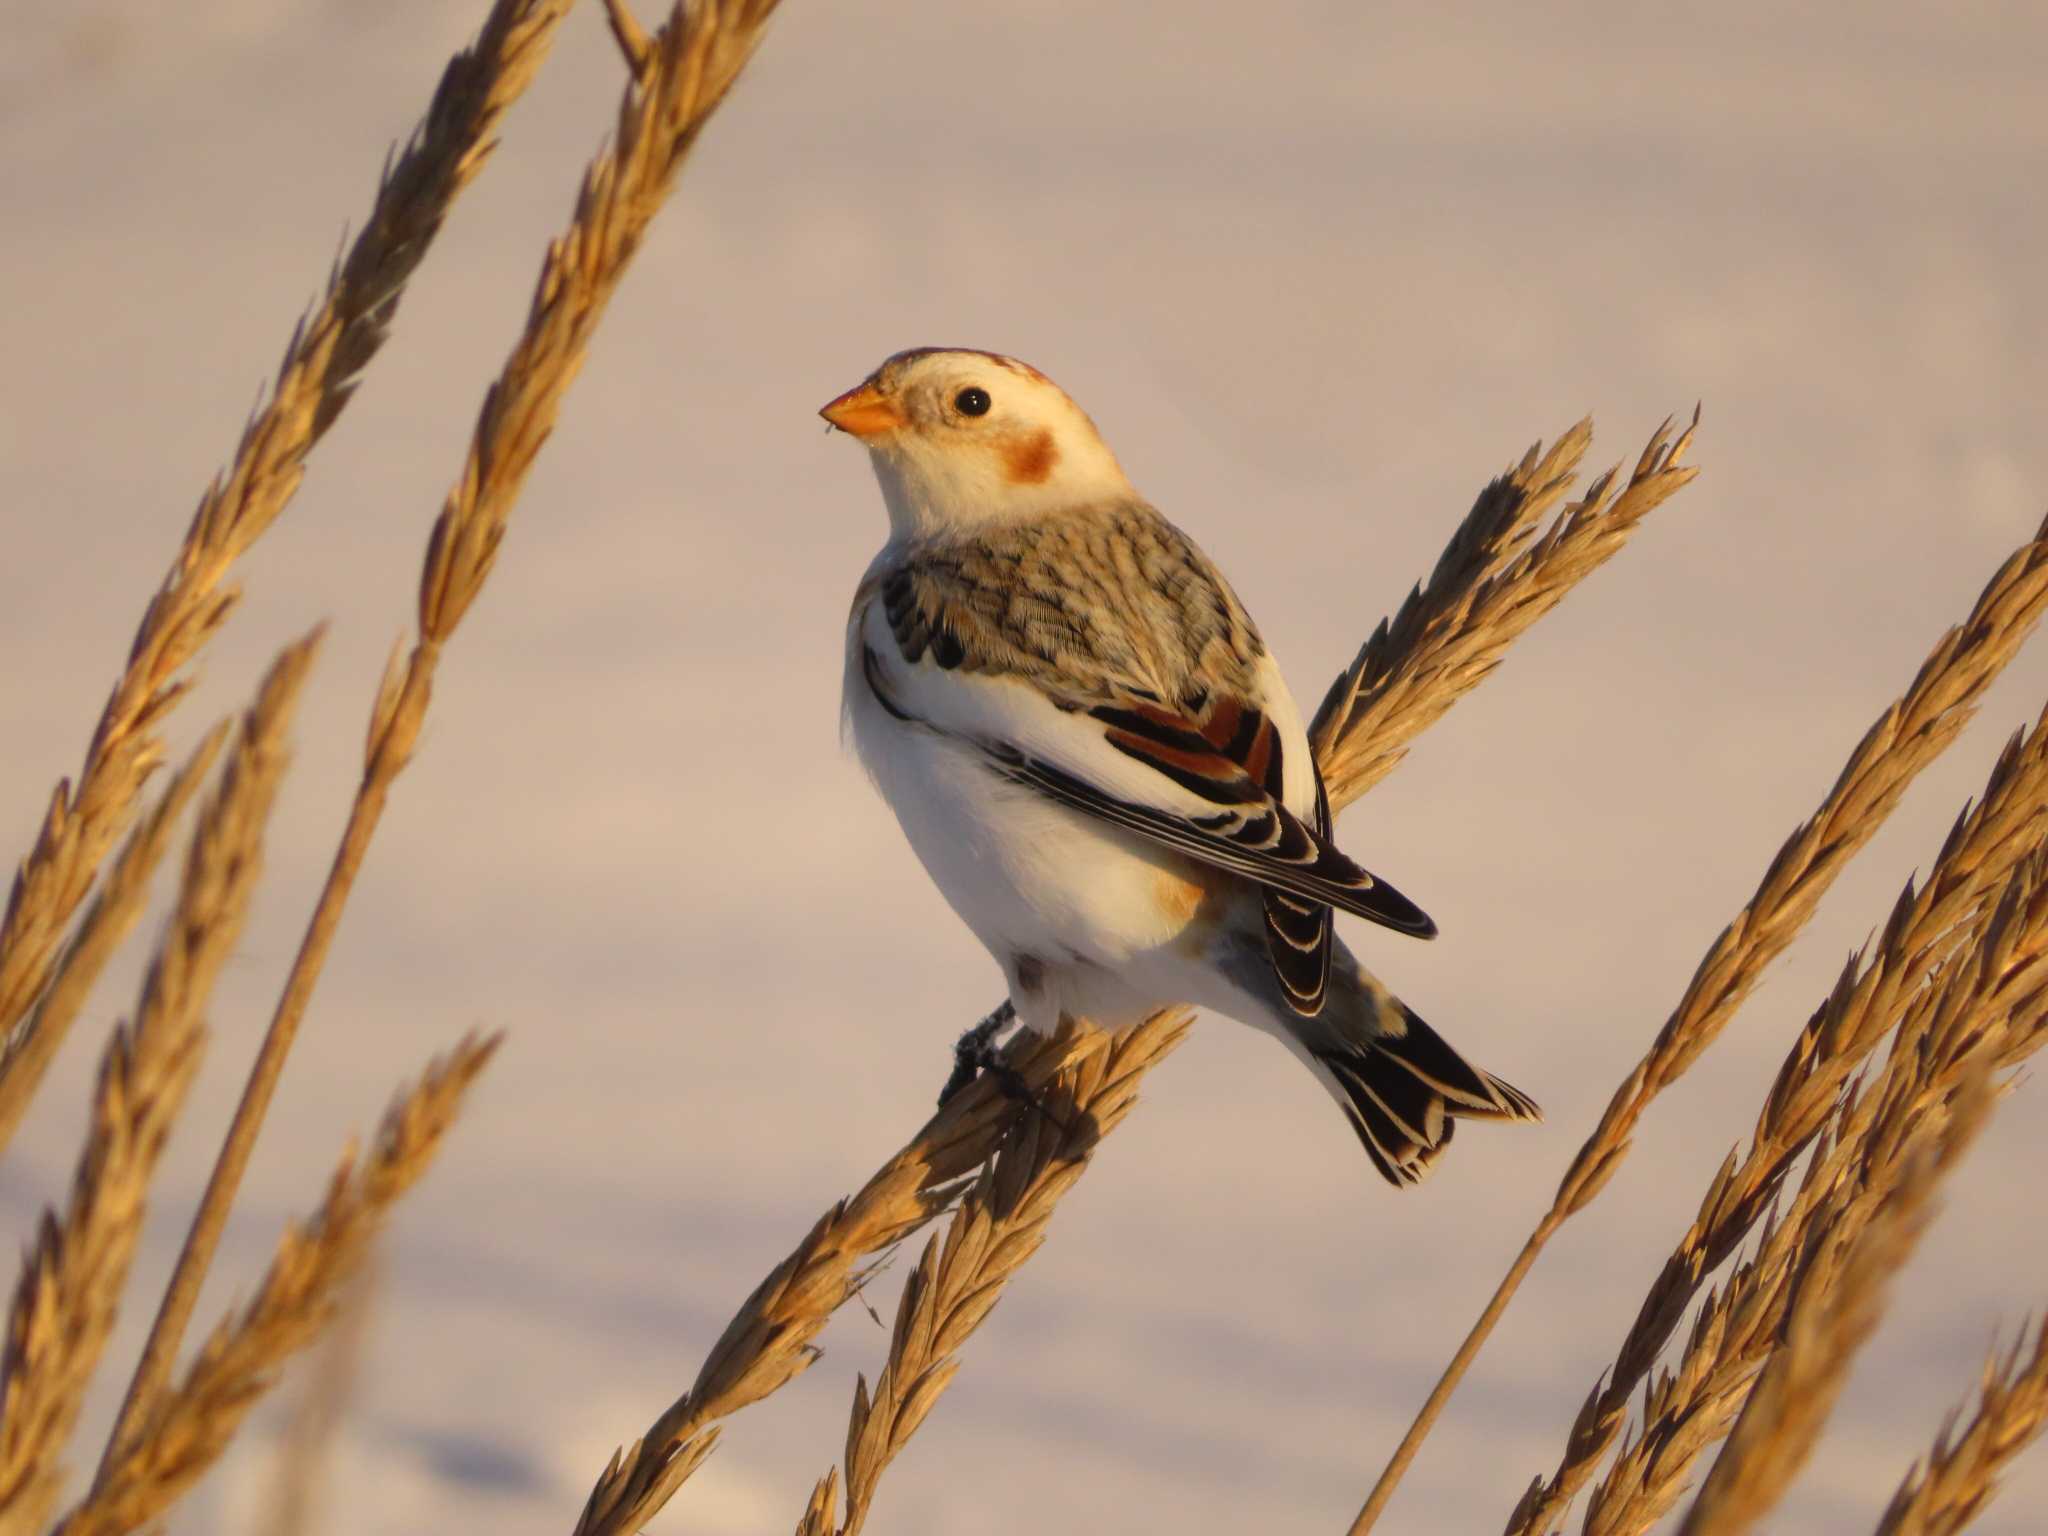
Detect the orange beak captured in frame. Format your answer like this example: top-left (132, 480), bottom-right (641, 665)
top-left (819, 379), bottom-right (906, 439)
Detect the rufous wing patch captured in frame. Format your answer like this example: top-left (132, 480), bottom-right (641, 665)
top-left (1002, 428), bottom-right (1059, 485)
top-left (1094, 696), bottom-right (1285, 804)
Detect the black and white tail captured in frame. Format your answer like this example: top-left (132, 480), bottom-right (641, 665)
top-left (1311, 1003), bottom-right (1540, 1188)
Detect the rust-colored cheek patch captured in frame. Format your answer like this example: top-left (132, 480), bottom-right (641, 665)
top-left (1002, 428), bottom-right (1059, 485)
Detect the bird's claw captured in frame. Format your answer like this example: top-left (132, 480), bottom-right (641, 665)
top-left (936, 1001), bottom-right (1072, 1136)
top-left (938, 1000), bottom-right (1016, 1106)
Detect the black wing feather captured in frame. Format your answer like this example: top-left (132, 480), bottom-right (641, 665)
top-left (1262, 779), bottom-right (1334, 1015)
top-left (989, 746), bottom-right (1437, 939)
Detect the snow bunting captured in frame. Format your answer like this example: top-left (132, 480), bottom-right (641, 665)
top-left (824, 347), bottom-right (1539, 1185)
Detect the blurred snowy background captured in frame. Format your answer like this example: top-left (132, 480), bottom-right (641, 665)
top-left (3, 1), bottom-right (2046, 1531)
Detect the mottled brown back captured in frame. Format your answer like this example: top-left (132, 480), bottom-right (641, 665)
top-left (873, 499), bottom-right (1267, 711)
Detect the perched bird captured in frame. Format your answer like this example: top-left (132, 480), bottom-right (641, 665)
top-left (824, 347), bottom-right (1539, 1186)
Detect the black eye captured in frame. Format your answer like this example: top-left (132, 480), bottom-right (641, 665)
top-left (954, 386), bottom-right (991, 417)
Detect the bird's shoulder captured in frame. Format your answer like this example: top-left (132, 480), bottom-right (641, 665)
top-left (852, 498), bottom-right (1271, 713)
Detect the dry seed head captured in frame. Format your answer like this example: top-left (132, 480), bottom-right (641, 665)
top-left (0, 637), bottom-right (314, 1534)
top-left (60, 1035), bottom-right (498, 1536)
top-left (0, 0), bottom-right (574, 1125)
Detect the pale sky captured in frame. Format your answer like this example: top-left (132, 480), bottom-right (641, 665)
top-left (3, 2), bottom-right (2045, 1532)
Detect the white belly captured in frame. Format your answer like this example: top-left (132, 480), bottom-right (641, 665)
top-left (846, 679), bottom-right (1211, 1031)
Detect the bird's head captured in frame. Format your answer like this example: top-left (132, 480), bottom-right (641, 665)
top-left (820, 348), bottom-right (1130, 539)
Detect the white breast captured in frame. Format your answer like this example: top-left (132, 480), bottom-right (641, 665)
top-left (842, 598), bottom-right (1214, 1025)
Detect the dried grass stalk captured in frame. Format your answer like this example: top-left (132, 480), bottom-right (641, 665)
top-left (602, 0), bottom-right (657, 73)
top-left (0, 729), bottom-right (226, 1154)
top-left (1576, 850), bottom-right (2048, 1536)
top-left (793, 1469), bottom-right (840, 1536)
top-left (412, 0), bottom-right (783, 651)
top-left (56, 1035), bottom-right (498, 1536)
top-left (799, 1023), bottom-right (1182, 1536)
top-left (1313, 412), bottom-right (1697, 810)
top-left (1875, 1319), bottom-right (2048, 1536)
top-left (0, 636), bottom-right (317, 1536)
top-left (0, 0), bottom-right (573, 1094)
top-left (1508, 692), bottom-right (2048, 1535)
top-left (573, 1017), bottom-right (1159, 1536)
top-left (96, 0), bottom-right (784, 1473)
top-left (1361, 515), bottom-right (2048, 1536)
top-left (1676, 1071), bottom-right (1994, 1536)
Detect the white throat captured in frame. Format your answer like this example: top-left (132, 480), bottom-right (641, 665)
top-left (865, 435), bottom-right (1130, 542)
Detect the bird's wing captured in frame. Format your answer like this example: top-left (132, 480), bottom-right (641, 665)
top-left (1259, 775), bottom-right (1337, 1015)
top-left (853, 556), bottom-right (1436, 966)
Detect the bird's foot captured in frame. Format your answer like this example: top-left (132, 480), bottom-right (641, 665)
top-left (938, 999), bottom-right (1017, 1106)
top-left (936, 1002), bottom-right (1073, 1136)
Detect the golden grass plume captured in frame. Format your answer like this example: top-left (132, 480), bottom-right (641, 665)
top-left (1368, 512), bottom-right (2048, 1536)
top-left (1313, 411), bottom-right (1698, 809)
top-left (3, 4), bottom-right (583, 1530)
top-left (1571, 839), bottom-right (2048, 1536)
top-left (0, 0), bottom-right (573, 1106)
top-left (0, 634), bottom-right (317, 1536)
top-left (1507, 669), bottom-right (2048, 1536)
top-left (1877, 1320), bottom-right (2048, 1536)
top-left (58, 1036), bottom-right (500, 1536)
top-left (93, 0), bottom-right (787, 1481)
top-left (1675, 1069), bottom-right (1993, 1536)
top-left (0, 729), bottom-right (225, 1155)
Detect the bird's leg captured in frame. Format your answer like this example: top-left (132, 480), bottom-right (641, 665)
top-left (938, 999), bottom-right (1016, 1106)
top-left (937, 1000), bottom-right (1074, 1136)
